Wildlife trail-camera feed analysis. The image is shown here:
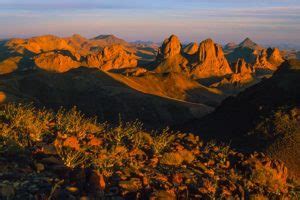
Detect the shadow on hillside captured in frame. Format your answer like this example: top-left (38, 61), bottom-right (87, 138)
top-left (0, 67), bottom-right (211, 130)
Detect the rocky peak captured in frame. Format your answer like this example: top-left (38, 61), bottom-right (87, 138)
top-left (192, 38), bottom-right (233, 78)
top-left (157, 35), bottom-right (182, 60)
top-left (239, 37), bottom-right (263, 51)
top-left (239, 38), bottom-right (255, 47)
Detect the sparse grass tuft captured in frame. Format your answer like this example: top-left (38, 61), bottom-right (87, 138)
top-left (151, 128), bottom-right (175, 155)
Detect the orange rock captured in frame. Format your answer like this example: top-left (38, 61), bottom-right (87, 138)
top-left (192, 39), bottom-right (233, 78)
top-left (253, 48), bottom-right (284, 71)
top-left (88, 137), bottom-right (103, 147)
top-left (157, 35), bottom-right (181, 60)
top-left (172, 173), bottom-right (183, 185)
top-left (34, 51), bottom-right (81, 72)
top-left (233, 58), bottom-right (254, 74)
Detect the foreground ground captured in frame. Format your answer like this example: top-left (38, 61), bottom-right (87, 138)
top-left (0, 104), bottom-right (299, 199)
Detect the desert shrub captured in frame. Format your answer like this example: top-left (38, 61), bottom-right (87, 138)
top-left (55, 107), bottom-right (102, 139)
top-left (251, 107), bottom-right (300, 140)
top-left (151, 128), bottom-right (175, 154)
top-left (93, 146), bottom-right (129, 176)
top-left (0, 103), bottom-right (54, 147)
top-left (105, 120), bottom-right (144, 148)
top-left (56, 146), bottom-right (90, 169)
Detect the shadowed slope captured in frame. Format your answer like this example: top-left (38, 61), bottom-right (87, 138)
top-left (0, 68), bottom-right (212, 129)
top-left (183, 59), bottom-right (300, 181)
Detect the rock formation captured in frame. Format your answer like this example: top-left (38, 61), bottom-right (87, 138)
top-left (86, 45), bottom-right (137, 71)
top-left (183, 42), bottom-right (199, 55)
top-left (233, 58), bottom-right (254, 74)
top-left (254, 48), bottom-right (284, 71)
top-left (157, 35), bottom-right (182, 60)
top-left (34, 51), bottom-right (81, 73)
top-left (267, 48), bottom-right (284, 67)
top-left (154, 35), bottom-right (189, 73)
top-left (191, 39), bottom-right (233, 78)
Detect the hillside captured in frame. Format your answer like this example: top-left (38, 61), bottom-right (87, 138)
top-left (0, 68), bottom-right (212, 129)
top-left (183, 60), bottom-right (300, 181)
top-left (0, 104), bottom-right (297, 199)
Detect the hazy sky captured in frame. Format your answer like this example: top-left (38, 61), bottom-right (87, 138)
top-left (0, 0), bottom-right (299, 45)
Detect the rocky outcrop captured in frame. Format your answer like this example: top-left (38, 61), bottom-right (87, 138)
top-left (86, 45), bottom-right (137, 71)
top-left (254, 48), bottom-right (284, 71)
top-left (209, 58), bottom-right (255, 92)
top-left (157, 35), bottom-right (182, 60)
top-left (154, 35), bottom-right (189, 73)
top-left (233, 58), bottom-right (254, 74)
top-left (192, 39), bottom-right (233, 78)
top-left (183, 42), bottom-right (199, 55)
top-left (34, 51), bottom-right (81, 73)
top-left (267, 48), bottom-right (284, 66)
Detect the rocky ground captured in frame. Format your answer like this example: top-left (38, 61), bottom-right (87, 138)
top-left (0, 104), bottom-right (299, 199)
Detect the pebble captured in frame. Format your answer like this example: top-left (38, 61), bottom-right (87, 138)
top-left (35, 163), bottom-right (45, 172)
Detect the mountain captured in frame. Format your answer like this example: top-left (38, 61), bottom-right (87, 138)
top-left (0, 34), bottom-right (138, 74)
top-left (184, 60), bottom-right (300, 181)
top-left (91, 34), bottom-right (128, 46)
top-left (239, 37), bottom-right (263, 50)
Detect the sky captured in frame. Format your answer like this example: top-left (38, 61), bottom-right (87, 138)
top-left (0, 0), bottom-right (300, 45)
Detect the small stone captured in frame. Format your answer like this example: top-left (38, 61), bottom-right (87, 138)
top-left (35, 163), bottom-right (45, 172)
top-left (66, 186), bottom-right (79, 193)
